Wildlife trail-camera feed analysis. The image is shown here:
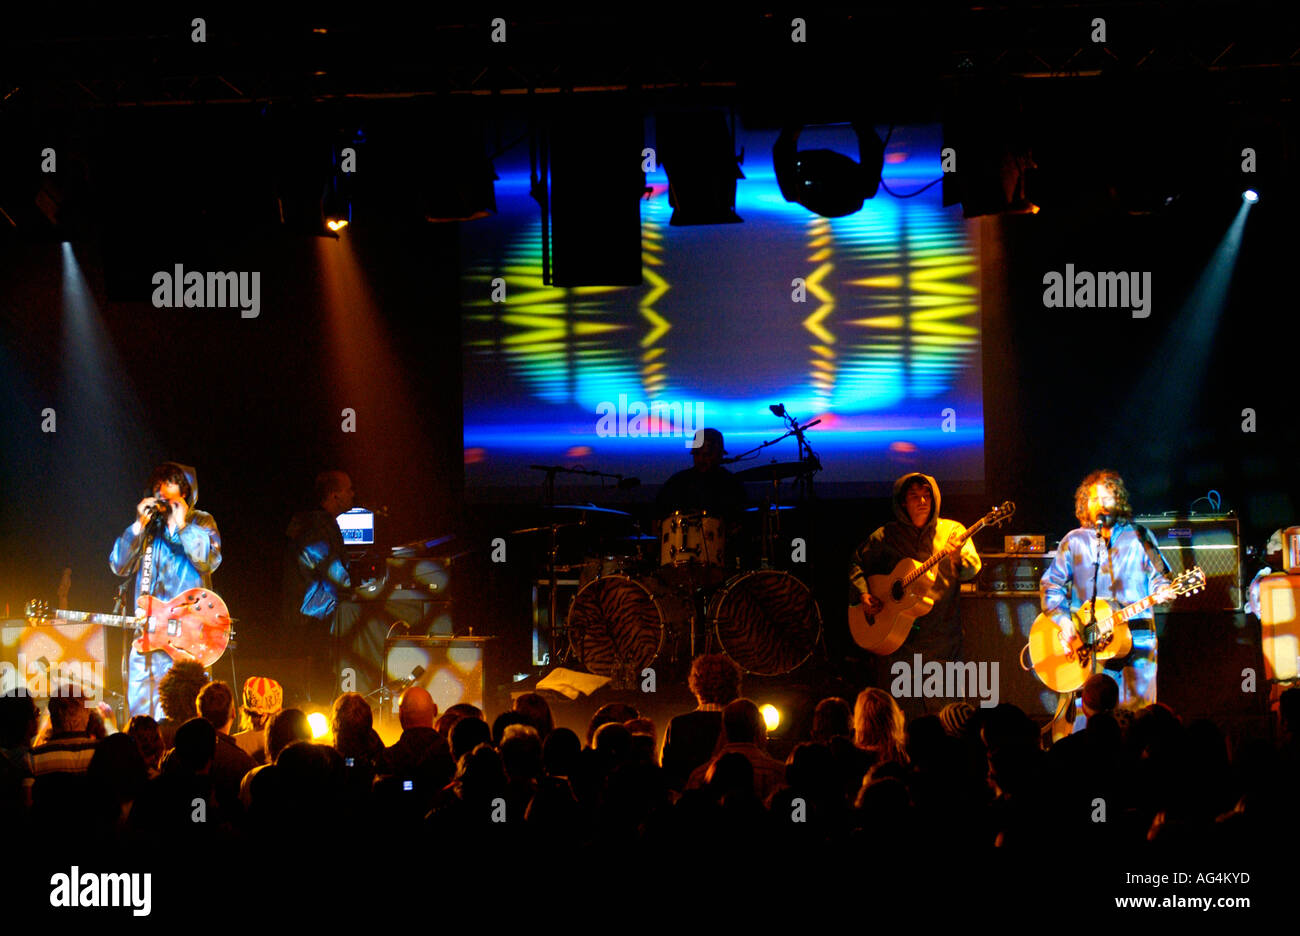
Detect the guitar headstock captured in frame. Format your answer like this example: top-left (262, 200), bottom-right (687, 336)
top-left (25, 599), bottom-right (49, 622)
top-left (1171, 566), bottom-right (1207, 597)
top-left (986, 501), bottom-right (1016, 528)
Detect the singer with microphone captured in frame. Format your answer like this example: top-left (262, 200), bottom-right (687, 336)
top-left (1040, 470), bottom-right (1176, 723)
top-left (109, 462), bottom-right (222, 718)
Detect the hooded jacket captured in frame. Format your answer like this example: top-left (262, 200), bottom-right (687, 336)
top-left (109, 463), bottom-right (222, 608)
top-left (848, 473), bottom-right (981, 657)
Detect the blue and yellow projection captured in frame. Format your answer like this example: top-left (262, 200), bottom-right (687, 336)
top-left (462, 123), bottom-right (983, 495)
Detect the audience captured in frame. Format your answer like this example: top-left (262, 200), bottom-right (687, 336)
top-left (684, 699), bottom-right (786, 802)
top-left (233, 676), bottom-right (283, 766)
top-left (196, 680), bottom-right (256, 818)
top-left (8, 670), bottom-right (1297, 866)
top-left (156, 661), bottom-right (210, 750)
top-left (661, 654), bottom-right (741, 791)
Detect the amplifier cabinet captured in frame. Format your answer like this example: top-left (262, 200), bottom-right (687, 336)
top-left (1135, 514), bottom-right (1241, 612)
top-left (380, 637), bottom-right (493, 726)
top-left (975, 553), bottom-right (1055, 596)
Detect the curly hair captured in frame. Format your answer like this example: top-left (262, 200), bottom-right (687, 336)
top-left (853, 688), bottom-right (908, 765)
top-left (1073, 469), bottom-right (1133, 527)
top-left (158, 661), bottom-right (209, 722)
top-left (688, 654), bottom-right (743, 707)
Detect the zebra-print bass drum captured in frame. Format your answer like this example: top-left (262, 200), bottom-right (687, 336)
top-left (567, 575), bottom-right (667, 682)
top-left (711, 571), bottom-right (822, 676)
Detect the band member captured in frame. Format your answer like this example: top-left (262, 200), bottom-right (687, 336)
top-left (284, 470), bottom-right (354, 703)
top-left (110, 462), bottom-right (222, 719)
top-left (655, 428), bottom-right (746, 522)
top-left (849, 473), bottom-right (981, 714)
top-left (1041, 470), bottom-right (1175, 720)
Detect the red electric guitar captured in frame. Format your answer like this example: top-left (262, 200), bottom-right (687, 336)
top-left (26, 589), bottom-right (233, 668)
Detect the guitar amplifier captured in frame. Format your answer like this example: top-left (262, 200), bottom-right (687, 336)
top-left (379, 636), bottom-right (493, 731)
top-left (975, 553), bottom-right (1054, 595)
top-left (1135, 514), bottom-right (1241, 612)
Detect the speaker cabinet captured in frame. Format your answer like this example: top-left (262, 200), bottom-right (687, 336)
top-left (379, 637), bottom-right (493, 727)
top-left (1135, 514), bottom-right (1241, 611)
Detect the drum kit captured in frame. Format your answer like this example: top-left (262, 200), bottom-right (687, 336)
top-left (519, 449), bottom-right (824, 688)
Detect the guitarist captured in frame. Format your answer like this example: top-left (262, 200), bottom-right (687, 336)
top-left (109, 462), bottom-right (222, 719)
top-left (1040, 470), bottom-right (1175, 728)
top-left (849, 473), bottom-right (982, 715)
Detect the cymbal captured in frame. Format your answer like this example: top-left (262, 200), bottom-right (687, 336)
top-left (549, 503), bottom-right (632, 518)
top-left (732, 460), bottom-right (819, 482)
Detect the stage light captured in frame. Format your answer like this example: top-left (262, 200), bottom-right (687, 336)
top-left (656, 111), bottom-right (745, 225)
top-left (773, 120), bottom-right (884, 218)
top-left (307, 711), bottom-right (329, 739)
top-left (760, 704), bottom-right (781, 732)
top-left (326, 218), bottom-right (348, 231)
top-left (1243, 189), bottom-right (1259, 203)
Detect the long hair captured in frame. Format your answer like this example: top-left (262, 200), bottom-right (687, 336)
top-left (1073, 469), bottom-right (1133, 527)
top-left (853, 688), bottom-right (908, 765)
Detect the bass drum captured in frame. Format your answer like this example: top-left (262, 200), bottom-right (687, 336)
top-left (710, 571), bottom-right (822, 676)
top-left (567, 575), bottom-right (666, 683)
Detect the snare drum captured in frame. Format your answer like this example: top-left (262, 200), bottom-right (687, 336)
top-left (659, 511), bottom-right (726, 568)
top-left (710, 570), bottom-right (822, 676)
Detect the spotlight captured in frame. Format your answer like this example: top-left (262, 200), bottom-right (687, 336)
top-left (773, 120), bottom-right (884, 218)
top-left (657, 111), bottom-right (745, 225)
top-left (760, 704), bottom-right (781, 732)
top-left (1243, 189), bottom-right (1259, 203)
top-left (307, 711), bottom-right (330, 739)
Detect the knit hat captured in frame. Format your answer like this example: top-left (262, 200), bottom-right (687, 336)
top-left (242, 676), bottom-right (283, 715)
top-left (938, 701), bottom-right (975, 738)
top-left (1081, 673), bottom-right (1119, 714)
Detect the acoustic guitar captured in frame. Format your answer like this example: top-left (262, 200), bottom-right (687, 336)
top-left (848, 501), bottom-right (1015, 655)
top-left (1024, 566), bottom-right (1205, 693)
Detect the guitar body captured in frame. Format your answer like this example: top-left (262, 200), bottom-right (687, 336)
top-left (848, 558), bottom-right (938, 655)
top-left (135, 589), bottom-right (232, 667)
top-left (1027, 598), bottom-right (1133, 693)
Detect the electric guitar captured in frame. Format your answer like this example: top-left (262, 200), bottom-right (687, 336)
top-left (25, 589), bottom-right (233, 668)
top-left (1024, 566), bottom-right (1205, 693)
top-left (848, 501), bottom-right (1016, 655)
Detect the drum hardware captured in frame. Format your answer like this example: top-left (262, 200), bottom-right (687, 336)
top-left (523, 465), bottom-right (641, 666)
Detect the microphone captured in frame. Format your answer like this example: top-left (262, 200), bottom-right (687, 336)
top-left (1096, 512), bottom-right (1114, 531)
top-left (769, 404), bottom-right (786, 418)
top-left (617, 476), bottom-right (641, 490)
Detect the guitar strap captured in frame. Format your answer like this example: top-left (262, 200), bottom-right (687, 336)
top-left (1133, 522), bottom-right (1173, 577)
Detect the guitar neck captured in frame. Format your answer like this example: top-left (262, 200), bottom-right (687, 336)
top-left (1111, 593), bottom-right (1159, 625)
top-left (45, 608), bottom-right (143, 628)
top-left (902, 516), bottom-right (987, 586)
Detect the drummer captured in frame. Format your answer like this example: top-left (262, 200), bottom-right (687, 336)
top-left (655, 428), bottom-right (747, 524)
